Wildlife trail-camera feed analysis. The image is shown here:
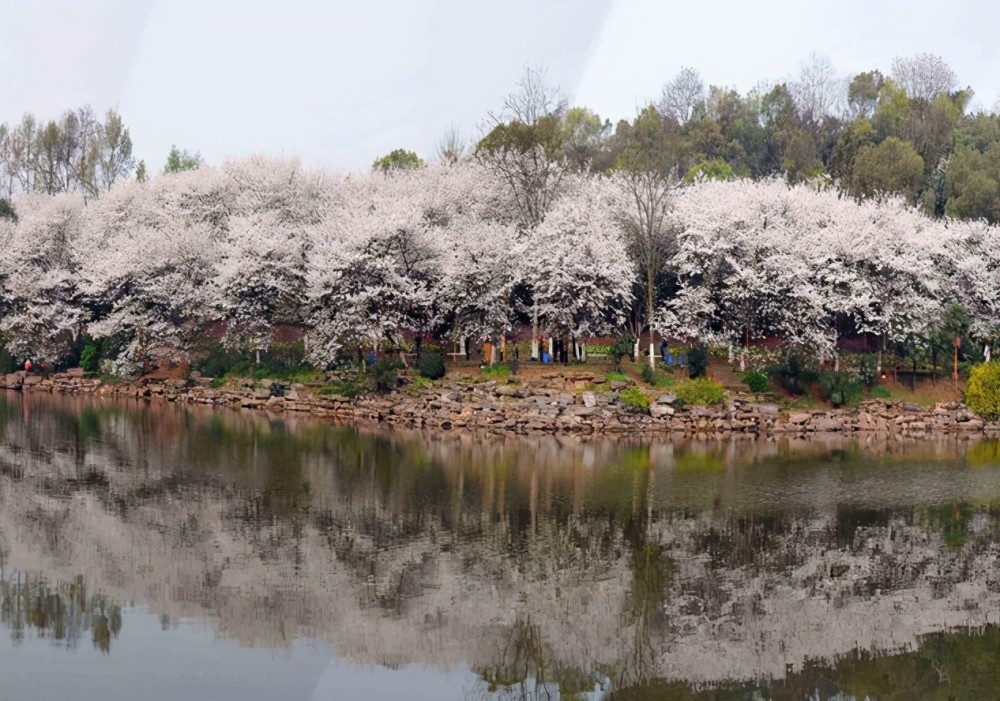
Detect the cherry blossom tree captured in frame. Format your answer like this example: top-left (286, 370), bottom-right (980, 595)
top-left (304, 170), bottom-right (444, 368)
top-left (0, 193), bottom-right (86, 361)
top-left (78, 169), bottom-right (230, 376)
top-left (526, 176), bottom-right (633, 355)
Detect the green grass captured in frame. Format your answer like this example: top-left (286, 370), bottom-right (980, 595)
top-left (481, 364), bottom-right (512, 379)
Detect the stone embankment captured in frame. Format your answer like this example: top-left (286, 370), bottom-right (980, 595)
top-left (1, 369), bottom-right (994, 439)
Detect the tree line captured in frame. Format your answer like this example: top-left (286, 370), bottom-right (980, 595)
top-left (2, 52), bottom-right (1000, 376)
top-left (0, 155), bottom-right (997, 377)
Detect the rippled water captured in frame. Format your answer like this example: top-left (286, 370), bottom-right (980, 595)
top-left (1, 391), bottom-right (1000, 699)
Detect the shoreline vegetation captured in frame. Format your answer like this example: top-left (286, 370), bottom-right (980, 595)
top-left (2, 362), bottom-right (994, 441)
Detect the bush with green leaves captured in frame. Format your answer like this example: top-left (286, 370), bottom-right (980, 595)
top-left (857, 353), bottom-right (880, 387)
top-left (369, 358), bottom-right (402, 394)
top-left (640, 362), bottom-right (656, 384)
top-left (819, 370), bottom-right (863, 407)
top-left (619, 386), bottom-right (650, 413)
top-left (966, 362), bottom-right (1000, 419)
top-left (770, 354), bottom-right (817, 395)
top-left (687, 344), bottom-right (709, 378)
top-left (80, 342), bottom-right (100, 373)
top-left (418, 351), bottom-right (445, 380)
top-left (674, 378), bottom-right (725, 407)
top-left (0, 346), bottom-right (15, 374)
top-left (611, 334), bottom-right (635, 371)
top-left (742, 369), bottom-right (769, 393)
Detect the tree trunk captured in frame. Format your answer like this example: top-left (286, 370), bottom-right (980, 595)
top-left (646, 270), bottom-right (655, 369)
top-left (531, 305), bottom-right (539, 360)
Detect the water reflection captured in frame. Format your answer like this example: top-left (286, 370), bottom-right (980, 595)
top-left (0, 573), bottom-right (122, 652)
top-left (0, 391), bottom-right (1000, 698)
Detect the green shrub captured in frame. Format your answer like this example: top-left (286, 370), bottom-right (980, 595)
top-left (870, 385), bottom-right (892, 399)
top-left (857, 353), bottom-right (880, 388)
top-left (675, 378), bottom-right (725, 407)
top-left (369, 358), bottom-right (402, 394)
top-left (640, 362), bottom-right (656, 384)
top-left (687, 345), bottom-right (709, 379)
top-left (321, 377), bottom-right (365, 398)
top-left (481, 363), bottom-right (511, 379)
top-left (620, 386), bottom-right (650, 413)
top-left (611, 334), bottom-right (635, 371)
top-left (80, 343), bottom-right (100, 373)
top-left (197, 344), bottom-right (244, 378)
top-left (409, 376), bottom-right (433, 394)
top-left (770, 355), bottom-right (817, 395)
top-left (742, 369), bottom-right (769, 393)
top-left (418, 351), bottom-right (445, 380)
top-left (606, 371), bottom-right (629, 382)
top-left (0, 346), bottom-right (14, 375)
top-left (819, 370), bottom-right (863, 407)
top-left (966, 362), bottom-right (1000, 419)
top-left (652, 372), bottom-right (676, 388)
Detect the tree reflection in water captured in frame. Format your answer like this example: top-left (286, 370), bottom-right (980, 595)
top-left (0, 572), bottom-right (122, 652)
top-left (1, 391), bottom-right (1000, 697)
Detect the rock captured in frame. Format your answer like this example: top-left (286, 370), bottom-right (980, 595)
top-left (23, 375), bottom-right (42, 387)
top-left (65, 367), bottom-right (85, 378)
top-left (650, 405), bottom-right (675, 419)
top-left (611, 380), bottom-right (631, 391)
top-left (591, 374), bottom-right (607, 385)
top-left (4, 372), bottom-right (22, 388)
top-left (657, 393), bottom-right (677, 405)
top-left (581, 392), bottom-right (597, 408)
top-left (787, 412), bottom-right (810, 425)
top-left (758, 403), bottom-right (779, 417)
top-left (810, 417), bottom-right (843, 432)
top-left (494, 384), bottom-right (522, 398)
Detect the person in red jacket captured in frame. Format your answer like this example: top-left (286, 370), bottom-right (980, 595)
top-left (23, 360), bottom-right (31, 372)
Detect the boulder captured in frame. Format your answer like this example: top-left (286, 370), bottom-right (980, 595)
top-left (650, 405), bottom-right (675, 419)
top-left (581, 392), bottom-right (597, 408)
top-left (656, 393), bottom-right (677, 405)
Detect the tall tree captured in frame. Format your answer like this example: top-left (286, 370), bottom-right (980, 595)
top-left (615, 106), bottom-right (678, 368)
top-left (790, 52), bottom-right (844, 121)
top-left (163, 145), bottom-right (202, 174)
top-left (658, 67), bottom-right (705, 126)
top-left (96, 108), bottom-right (136, 192)
top-left (891, 53), bottom-right (959, 102)
top-left (372, 148), bottom-right (424, 172)
top-left (477, 66), bottom-right (569, 359)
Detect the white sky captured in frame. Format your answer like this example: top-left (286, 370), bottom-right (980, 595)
top-left (3, 0), bottom-right (999, 173)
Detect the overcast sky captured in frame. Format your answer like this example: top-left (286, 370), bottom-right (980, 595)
top-left (3, 0), bottom-right (999, 173)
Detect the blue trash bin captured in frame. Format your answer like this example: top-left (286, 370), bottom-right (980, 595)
top-left (542, 352), bottom-right (550, 364)
top-left (665, 353), bottom-right (674, 367)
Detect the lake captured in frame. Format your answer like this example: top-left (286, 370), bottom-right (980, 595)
top-left (1, 390), bottom-right (999, 700)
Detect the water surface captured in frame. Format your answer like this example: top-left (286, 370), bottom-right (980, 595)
top-left (1, 391), bottom-right (1000, 699)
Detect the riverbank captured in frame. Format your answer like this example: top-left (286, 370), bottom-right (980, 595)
top-left (0, 368), bottom-right (993, 440)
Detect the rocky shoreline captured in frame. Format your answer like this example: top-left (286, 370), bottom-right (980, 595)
top-left (1, 369), bottom-right (995, 440)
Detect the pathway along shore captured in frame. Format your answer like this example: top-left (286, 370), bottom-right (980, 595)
top-left (0, 368), bottom-right (994, 440)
